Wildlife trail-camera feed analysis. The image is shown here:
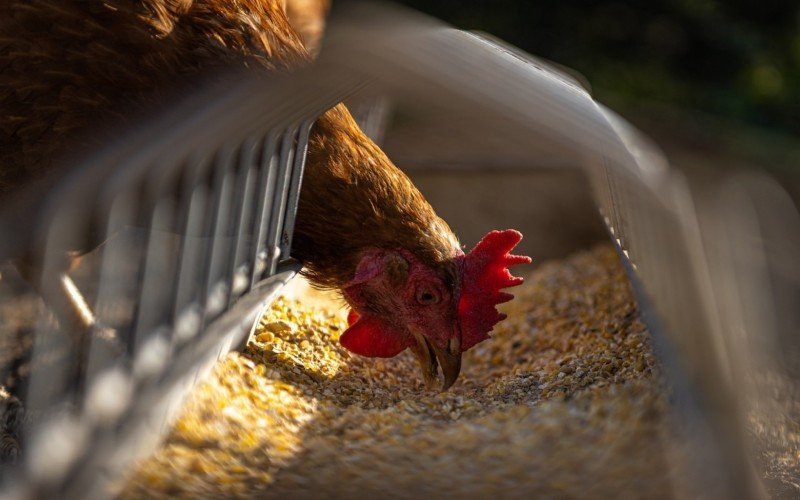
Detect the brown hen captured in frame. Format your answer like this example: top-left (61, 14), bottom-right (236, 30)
top-left (0, 0), bottom-right (529, 389)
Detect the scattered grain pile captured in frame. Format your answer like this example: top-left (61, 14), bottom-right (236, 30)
top-left (120, 244), bottom-right (687, 498)
top-left (749, 372), bottom-right (800, 499)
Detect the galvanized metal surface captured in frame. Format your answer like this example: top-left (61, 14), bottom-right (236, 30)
top-left (0, 66), bottom-right (320, 497)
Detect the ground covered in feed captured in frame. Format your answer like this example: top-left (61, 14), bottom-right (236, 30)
top-left (750, 372), bottom-right (800, 499)
top-left (120, 244), bottom-right (692, 498)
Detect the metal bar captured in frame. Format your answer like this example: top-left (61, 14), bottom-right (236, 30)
top-left (265, 127), bottom-right (298, 275)
top-left (227, 137), bottom-right (260, 303)
top-left (250, 133), bottom-right (280, 287)
top-left (199, 146), bottom-right (237, 327)
top-left (169, 157), bottom-right (214, 350)
top-left (280, 119), bottom-right (314, 261)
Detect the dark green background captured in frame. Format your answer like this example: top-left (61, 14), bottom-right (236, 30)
top-left (395, 0), bottom-right (800, 138)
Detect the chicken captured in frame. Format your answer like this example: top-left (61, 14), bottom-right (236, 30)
top-left (296, 107), bottom-right (531, 388)
top-left (0, 0), bottom-right (530, 389)
top-left (283, 0), bottom-right (330, 57)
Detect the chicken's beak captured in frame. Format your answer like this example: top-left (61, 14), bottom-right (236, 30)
top-left (409, 327), bottom-right (462, 391)
top-left (432, 334), bottom-right (462, 390)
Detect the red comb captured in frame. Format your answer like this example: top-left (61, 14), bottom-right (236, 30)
top-left (455, 229), bottom-right (531, 350)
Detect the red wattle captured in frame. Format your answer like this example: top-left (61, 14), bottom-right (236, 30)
top-left (347, 309), bottom-right (360, 326)
top-left (340, 315), bottom-right (409, 358)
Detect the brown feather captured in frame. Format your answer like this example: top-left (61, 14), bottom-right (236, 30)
top-left (295, 105), bottom-right (460, 289)
top-left (0, 0), bottom-right (459, 290)
top-left (0, 0), bottom-right (307, 192)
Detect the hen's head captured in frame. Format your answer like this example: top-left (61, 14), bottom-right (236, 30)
top-left (340, 229), bottom-right (531, 390)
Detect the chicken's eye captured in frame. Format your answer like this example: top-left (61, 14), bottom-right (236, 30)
top-left (416, 288), bottom-right (440, 305)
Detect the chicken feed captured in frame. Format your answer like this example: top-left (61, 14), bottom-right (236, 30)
top-left (117, 244), bottom-right (796, 498)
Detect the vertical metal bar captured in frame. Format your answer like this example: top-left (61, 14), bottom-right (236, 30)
top-left (129, 157), bottom-right (191, 355)
top-left (90, 193), bottom-right (140, 353)
top-left (200, 145), bottom-right (236, 326)
top-left (227, 137), bottom-right (259, 303)
top-left (265, 126), bottom-right (298, 276)
top-left (605, 160), bottom-right (624, 247)
top-left (279, 119), bottom-right (314, 261)
top-left (131, 199), bottom-right (176, 345)
top-left (250, 133), bottom-right (279, 287)
top-left (168, 157), bottom-right (213, 352)
top-left (23, 211), bottom-right (93, 485)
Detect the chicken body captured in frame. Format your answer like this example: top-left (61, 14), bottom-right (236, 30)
top-left (296, 106), bottom-right (461, 289)
top-left (0, 0), bottom-right (526, 389)
top-left (0, 0), bottom-right (459, 276)
top-left (0, 0), bottom-right (306, 193)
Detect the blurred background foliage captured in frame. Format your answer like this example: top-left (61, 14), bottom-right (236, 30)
top-left (395, 0), bottom-right (800, 167)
